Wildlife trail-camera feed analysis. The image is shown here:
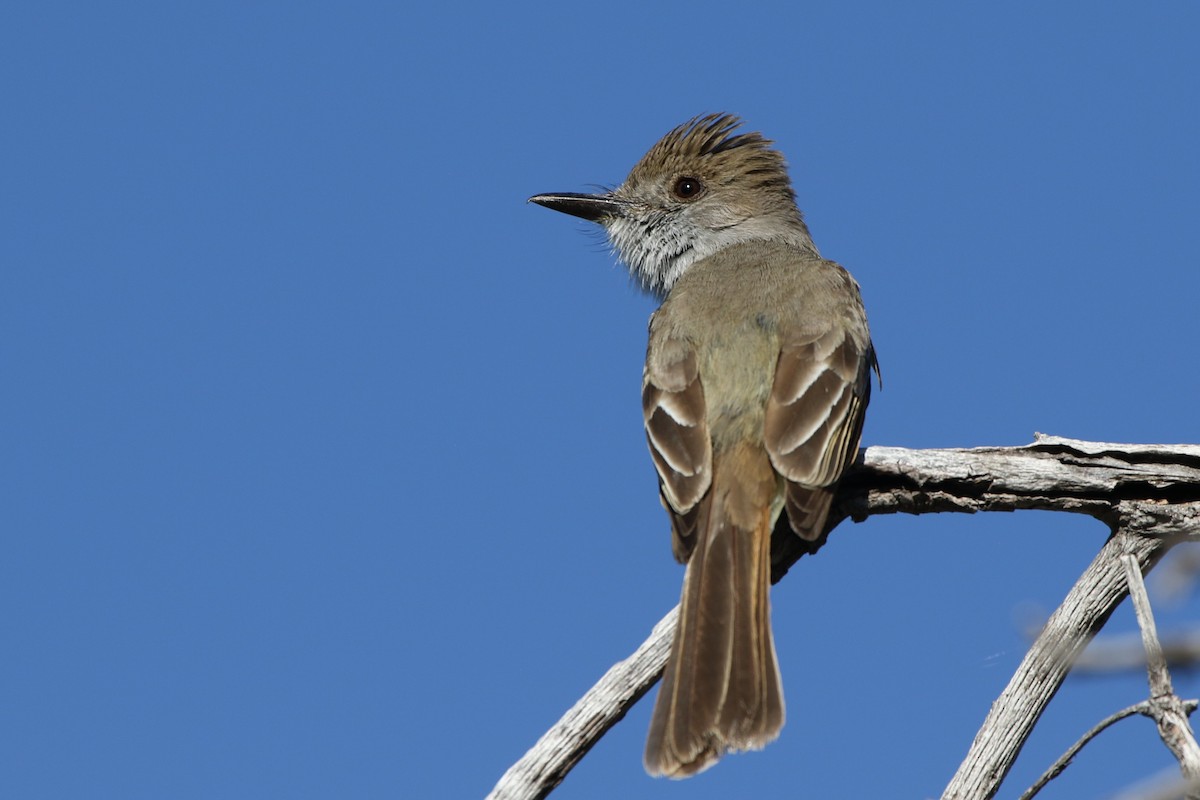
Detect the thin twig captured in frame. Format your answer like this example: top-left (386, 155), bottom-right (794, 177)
top-left (1124, 553), bottom-right (1200, 792)
top-left (1127, 554), bottom-right (1177, 696)
top-left (1019, 700), bottom-right (1200, 800)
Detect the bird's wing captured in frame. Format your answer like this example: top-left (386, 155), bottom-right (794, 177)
top-left (763, 323), bottom-right (872, 540)
top-left (642, 329), bottom-right (712, 562)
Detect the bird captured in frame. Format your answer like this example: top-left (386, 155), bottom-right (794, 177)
top-left (529, 113), bottom-right (876, 778)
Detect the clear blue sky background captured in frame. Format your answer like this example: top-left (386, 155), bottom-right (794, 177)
top-left (3, 3), bottom-right (1198, 798)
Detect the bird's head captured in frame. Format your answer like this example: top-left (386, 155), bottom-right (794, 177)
top-left (531, 113), bottom-right (814, 297)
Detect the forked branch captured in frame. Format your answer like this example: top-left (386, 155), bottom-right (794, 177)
top-left (488, 436), bottom-right (1200, 800)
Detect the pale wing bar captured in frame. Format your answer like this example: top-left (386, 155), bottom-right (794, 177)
top-left (643, 338), bottom-right (713, 559)
top-left (763, 326), bottom-right (871, 539)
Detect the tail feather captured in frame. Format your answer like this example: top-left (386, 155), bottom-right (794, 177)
top-left (645, 450), bottom-right (784, 777)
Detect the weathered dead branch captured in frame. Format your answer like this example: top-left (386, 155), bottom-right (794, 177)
top-left (488, 436), bottom-right (1200, 800)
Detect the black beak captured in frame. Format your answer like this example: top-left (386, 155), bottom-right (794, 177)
top-left (528, 192), bottom-right (627, 222)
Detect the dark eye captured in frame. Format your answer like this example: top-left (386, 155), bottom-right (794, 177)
top-left (672, 176), bottom-right (703, 200)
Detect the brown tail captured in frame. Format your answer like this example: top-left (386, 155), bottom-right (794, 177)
top-left (644, 446), bottom-right (785, 778)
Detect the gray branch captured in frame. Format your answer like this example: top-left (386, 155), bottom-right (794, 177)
top-left (941, 529), bottom-right (1168, 800)
top-left (486, 436), bottom-right (1200, 800)
top-left (1124, 552), bottom-right (1200, 793)
top-left (1018, 698), bottom-right (1200, 800)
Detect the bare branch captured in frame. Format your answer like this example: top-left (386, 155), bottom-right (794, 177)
top-left (1018, 699), bottom-right (1200, 800)
top-left (1124, 554), bottom-right (1200, 791)
top-left (940, 530), bottom-right (1171, 800)
top-left (941, 497), bottom-right (1200, 800)
top-left (487, 438), bottom-right (1200, 800)
top-left (770, 435), bottom-right (1200, 580)
top-left (486, 610), bottom-right (675, 800)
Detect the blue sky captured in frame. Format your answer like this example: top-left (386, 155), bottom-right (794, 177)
top-left (3, 2), bottom-right (1199, 798)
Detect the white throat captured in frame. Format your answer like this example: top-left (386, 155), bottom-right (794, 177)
top-left (605, 209), bottom-right (816, 298)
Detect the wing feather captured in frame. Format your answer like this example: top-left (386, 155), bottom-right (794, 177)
top-left (764, 326), bottom-right (872, 538)
top-left (643, 331), bottom-right (712, 561)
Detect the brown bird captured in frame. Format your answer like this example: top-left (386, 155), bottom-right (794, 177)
top-left (530, 114), bottom-right (876, 777)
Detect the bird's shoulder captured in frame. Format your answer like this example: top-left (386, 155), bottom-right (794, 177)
top-left (651, 239), bottom-right (860, 339)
